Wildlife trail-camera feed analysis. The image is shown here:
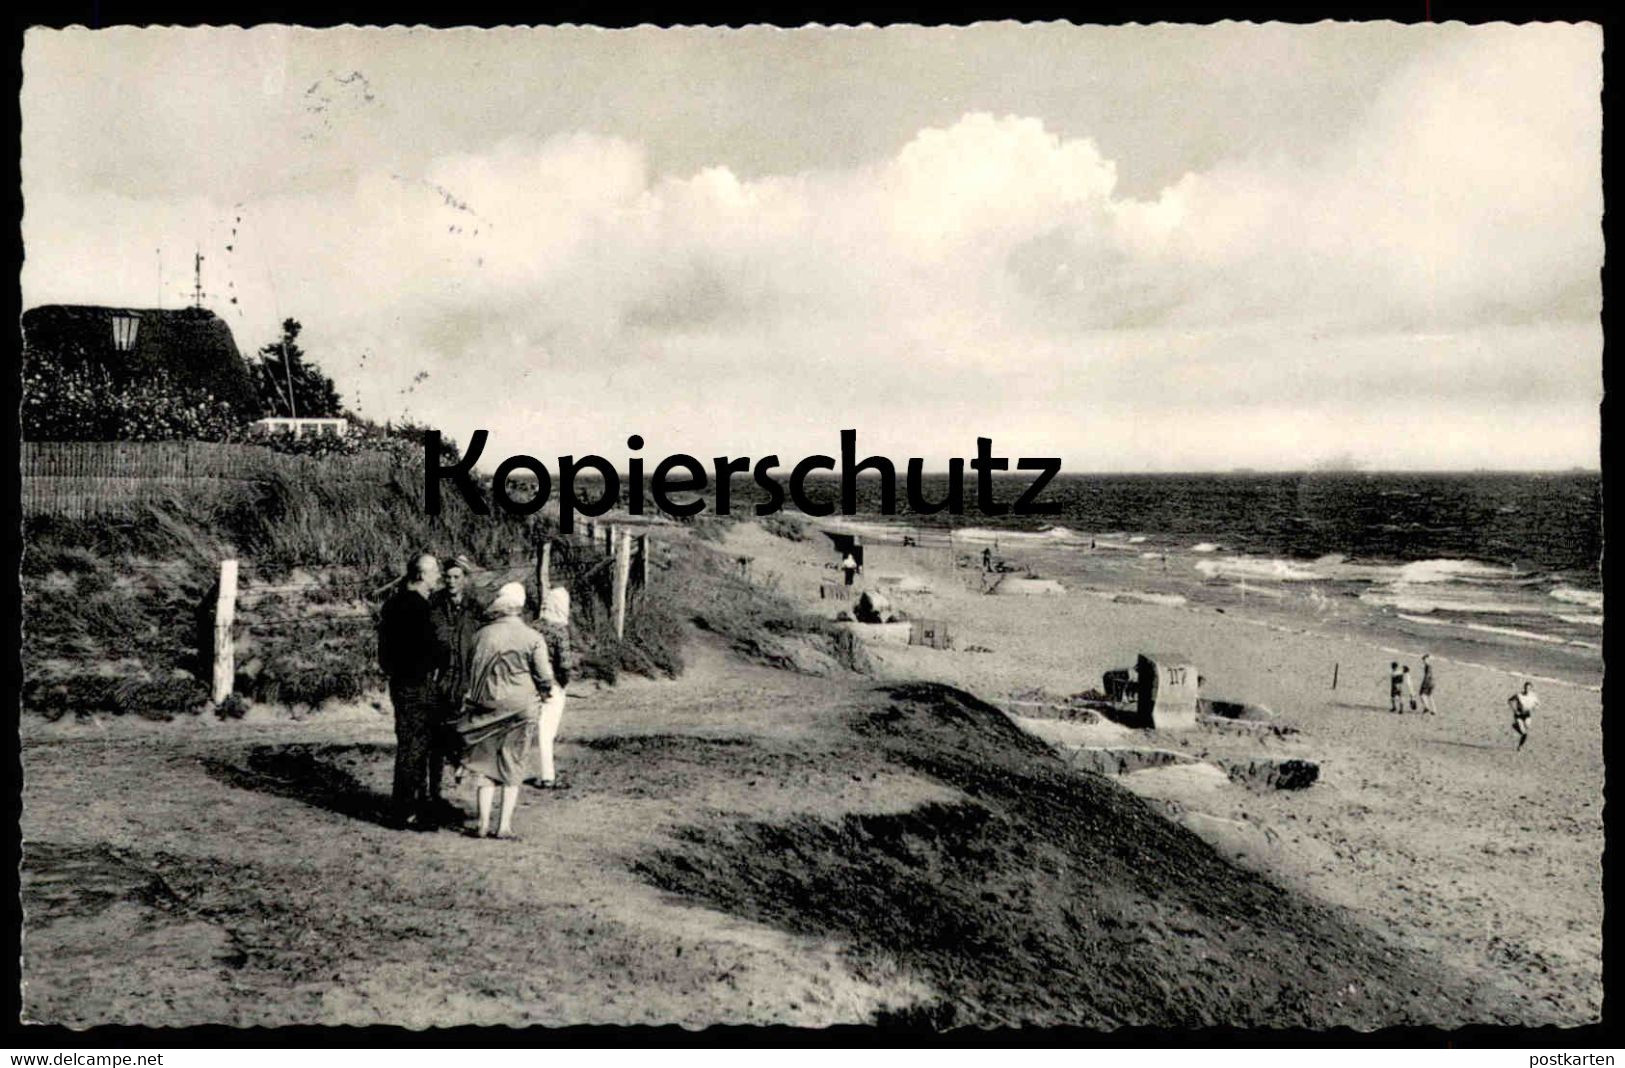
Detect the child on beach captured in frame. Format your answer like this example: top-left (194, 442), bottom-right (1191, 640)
top-left (1389, 662), bottom-right (1406, 714)
top-left (1402, 665), bottom-right (1417, 712)
top-left (534, 587), bottom-right (575, 790)
top-left (1418, 654), bottom-right (1436, 715)
top-left (1509, 681), bottom-right (1539, 750)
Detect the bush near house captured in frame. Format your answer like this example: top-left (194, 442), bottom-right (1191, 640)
top-left (251, 417), bottom-right (462, 466)
top-left (22, 364), bottom-right (248, 443)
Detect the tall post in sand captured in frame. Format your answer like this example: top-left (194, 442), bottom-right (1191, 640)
top-left (212, 559), bottom-right (238, 704)
top-left (612, 530), bottom-right (632, 640)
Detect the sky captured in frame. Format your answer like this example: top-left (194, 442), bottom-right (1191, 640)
top-left (20, 23), bottom-right (1603, 471)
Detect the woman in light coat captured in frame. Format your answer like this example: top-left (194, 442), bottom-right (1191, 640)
top-left (535, 586), bottom-right (576, 788)
top-left (450, 583), bottom-right (554, 839)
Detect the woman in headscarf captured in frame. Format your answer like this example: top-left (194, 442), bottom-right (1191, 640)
top-left (449, 582), bottom-right (554, 839)
top-left (535, 586), bottom-right (576, 789)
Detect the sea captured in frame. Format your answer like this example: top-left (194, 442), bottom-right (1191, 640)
top-left (758, 471), bottom-right (1604, 665)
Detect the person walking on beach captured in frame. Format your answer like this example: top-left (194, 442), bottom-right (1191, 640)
top-left (1418, 654), bottom-right (1437, 715)
top-left (430, 554), bottom-right (481, 805)
top-left (450, 583), bottom-right (556, 840)
top-left (841, 552), bottom-right (859, 587)
top-left (982, 546), bottom-right (993, 572)
top-left (377, 552), bottom-right (449, 830)
top-left (1508, 681), bottom-right (1539, 750)
top-left (534, 586), bottom-right (576, 790)
top-left (1389, 661), bottom-right (1407, 714)
top-left (1401, 665), bottom-right (1417, 712)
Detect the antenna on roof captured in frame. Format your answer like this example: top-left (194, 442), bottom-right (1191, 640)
top-left (192, 249), bottom-right (207, 310)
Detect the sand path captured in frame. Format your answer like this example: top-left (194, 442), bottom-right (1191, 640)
top-left (20, 640), bottom-right (947, 1028)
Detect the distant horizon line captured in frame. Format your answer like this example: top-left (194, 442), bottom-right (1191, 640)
top-left (485, 466), bottom-right (1601, 479)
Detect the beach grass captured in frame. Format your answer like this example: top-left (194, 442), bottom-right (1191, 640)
top-left (19, 467), bottom-right (851, 719)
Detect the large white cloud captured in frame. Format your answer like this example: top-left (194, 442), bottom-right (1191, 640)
top-left (1109, 24), bottom-right (1602, 332)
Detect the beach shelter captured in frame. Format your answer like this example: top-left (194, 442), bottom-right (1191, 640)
top-left (1102, 668), bottom-right (1137, 705)
top-left (908, 618), bottom-right (952, 649)
top-left (822, 531), bottom-right (865, 571)
top-left (1136, 652), bottom-right (1199, 731)
top-left (853, 589), bottom-right (893, 623)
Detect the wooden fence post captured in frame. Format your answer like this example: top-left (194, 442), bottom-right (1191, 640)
top-left (212, 559), bottom-right (239, 704)
top-left (612, 530), bottom-right (632, 640)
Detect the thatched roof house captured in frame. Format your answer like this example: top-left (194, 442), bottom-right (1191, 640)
top-left (21, 304), bottom-right (261, 415)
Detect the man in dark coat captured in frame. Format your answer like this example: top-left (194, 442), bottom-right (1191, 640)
top-left (377, 552), bottom-right (448, 829)
top-left (429, 554), bottom-right (481, 806)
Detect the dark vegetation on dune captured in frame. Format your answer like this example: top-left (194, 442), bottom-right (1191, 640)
top-left (201, 743), bottom-right (397, 826)
top-left (21, 471), bottom-right (845, 720)
top-left (759, 514), bottom-right (810, 542)
top-left (637, 683), bottom-right (1517, 1031)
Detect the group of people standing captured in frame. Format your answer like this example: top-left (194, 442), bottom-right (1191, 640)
top-left (376, 552), bottom-right (575, 839)
top-left (1387, 653), bottom-right (1542, 750)
top-left (1387, 655), bottom-right (1437, 716)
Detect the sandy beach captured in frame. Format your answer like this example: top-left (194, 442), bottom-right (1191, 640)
top-left (729, 520), bottom-right (1604, 1024)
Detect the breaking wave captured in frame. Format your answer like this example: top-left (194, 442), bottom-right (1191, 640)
top-left (1550, 586), bottom-right (1604, 610)
top-left (1194, 557), bottom-right (1326, 582)
top-left (1362, 589), bottom-right (1524, 615)
top-left (1393, 559), bottom-right (1520, 584)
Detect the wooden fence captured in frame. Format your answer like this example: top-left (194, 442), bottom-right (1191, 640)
top-left (207, 521), bottom-right (660, 703)
top-left (21, 441), bottom-right (404, 519)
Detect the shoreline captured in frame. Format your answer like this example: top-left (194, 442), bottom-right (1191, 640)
top-left (808, 514), bottom-right (1602, 691)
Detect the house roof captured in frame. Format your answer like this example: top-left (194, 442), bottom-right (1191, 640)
top-left (22, 304), bottom-right (261, 414)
